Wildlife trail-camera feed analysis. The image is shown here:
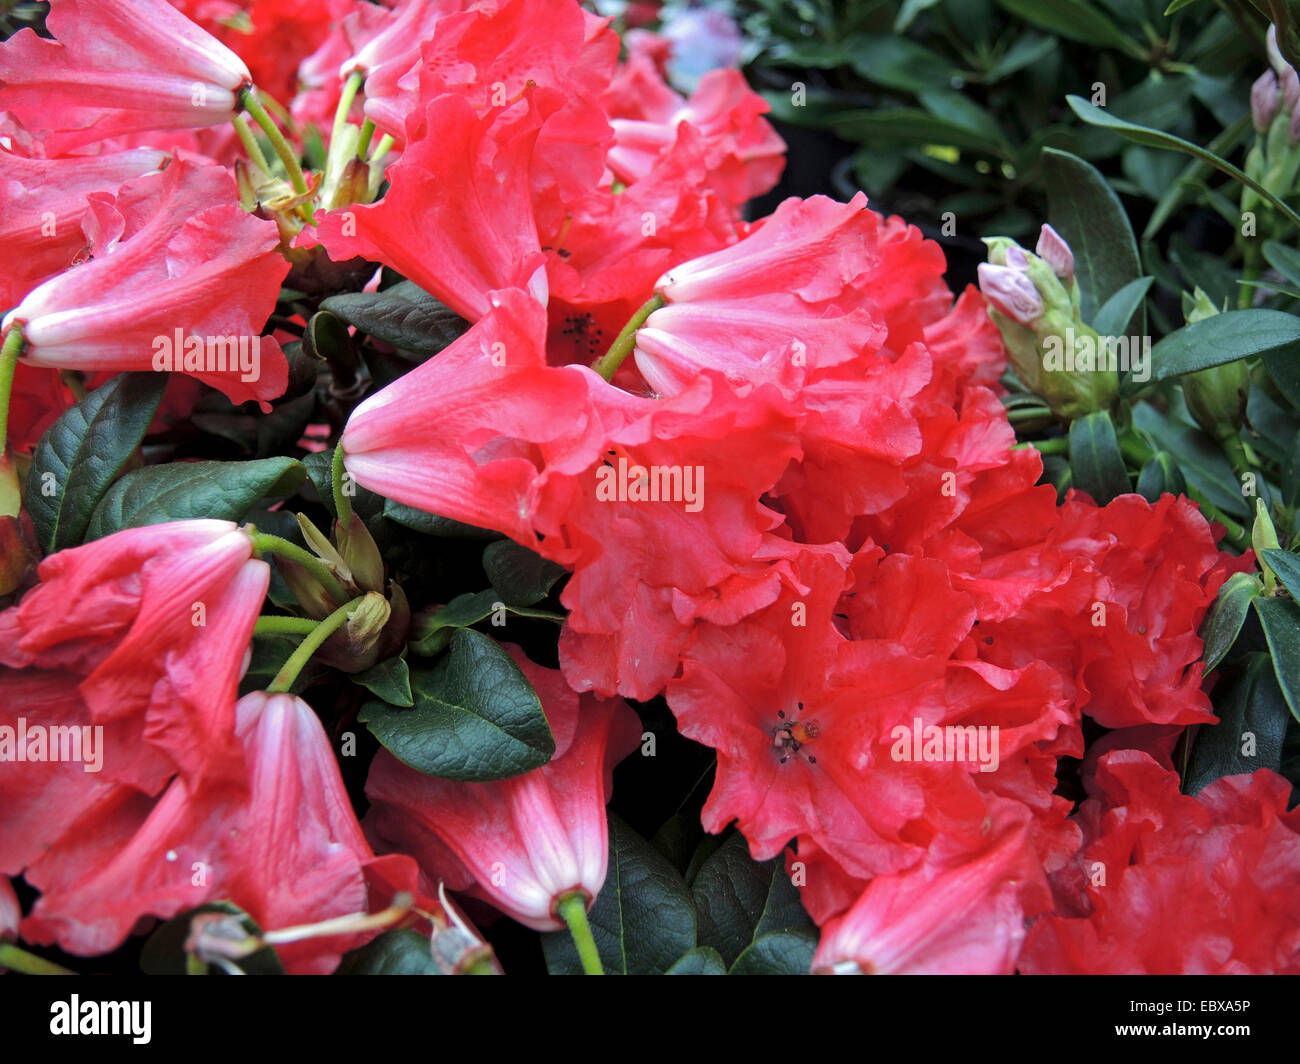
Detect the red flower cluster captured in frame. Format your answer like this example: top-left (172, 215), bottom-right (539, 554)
top-left (0, 0), bottom-right (1291, 975)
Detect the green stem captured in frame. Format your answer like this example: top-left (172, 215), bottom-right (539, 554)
top-left (369, 133), bottom-right (395, 162)
top-left (232, 113), bottom-right (272, 174)
top-left (556, 893), bottom-right (602, 975)
top-left (1013, 436), bottom-right (1069, 456)
top-left (332, 445), bottom-right (354, 527)
top-left (0, 326), bottom-right (24, 453)
top-left (592, 294), bottom-right (664, 381)
top-left (239, 86), bottom-right (312, 209)
top-left (332, 71), bottom-right (365, 148)
top-left (251, 533), bottom-right (350, 604)
top-left (266, 595), bottom-right (365, 693)
top-left (357, 118), bottom-right (376, 160)
top-left (0, 942), bottom-right (75, 975)
top-left (253, 615), bottom-right (321, 636)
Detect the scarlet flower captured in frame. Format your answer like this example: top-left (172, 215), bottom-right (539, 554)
top-left (2, 157), bottom-right (290, 408)
top-left (0, 877), bottom-right (17, 942)
top-left (365, 646), bottom-right (641, 930)
top-left (812, 803), bottom-right (1050, 974)
top-left (18, 691), bottom-right (417, 974)
top-left (0, 146), bottom-right (171, 311)
top-left (1019, 751), bottom-right (1300, 974)
top-left (0, 0), bottom-right (252, 154)
top-left (0, 519), bottom-right (269, 789)
top-left (316, 94), bottom-right (549, 322)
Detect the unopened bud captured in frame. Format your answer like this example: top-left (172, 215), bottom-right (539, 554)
top-left (1181, 290), bottom-right (1247, 441)
top-left (977, 263), bottom-right (1044, 327)
top-left (1255, 71), bottom-right (1282, 132)
top-left (1035, 224), bottom-right (1074, 283)
top-left (1281, 65), bottom-right (1300, 113)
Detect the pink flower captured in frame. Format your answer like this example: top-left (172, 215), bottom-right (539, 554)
top-left (0, 877), bottom-right (19, 942)
top-left (18, 691), bottom-right (413, 974)
top-left (976, 262), bottom-right (1043, 326)
top-left (0, 0), bottom-right (252, 154)
top-left (2, 157), bottom-right (290, 408)
top-left (365, 646), bottom-right (641, 930)
top-left (0, 519), bottom-right (269, 789)
top-left (0, 146), bottom-right (171, 310)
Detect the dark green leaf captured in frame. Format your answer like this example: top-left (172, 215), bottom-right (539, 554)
top-left (335, 929), bottom-right (440, 975)
top-left (665, 946), bottom-right (727, 975)
top-left (482, 540), bottom-right (567, 607)
top-left (360, 628), bottom-right (554, 780)
top-left (353, 654), bottom-right (413, 707)
top-left (26, 373), bottom-right (166, 552)
top-left (84, 457), bottom-right (305, 540)
top-left (691, 832), bottom-right (813, 967)
top-left (382, 498), bottom-right (500, 540)
top-left (844, 34), bottom-right (953, 93)
top-left (1262, 240), bottom-right (1300, 290)
top-left (408, 590), bottom-right (563, 657)
top-left (1043, 148), bottom-right (1141, 319)
top-left (1135, 450), bottom-right (1187, 502)
top-left (1200, 571), bottom-right (1263, 671)
top-left (541, 814), bottom-right (697, 975)
top-left (1135, 310), bottom-right (1300, 391)
top-left (1262, 549), bottom-right (1300, 602)
top-left (320, 280), bottom-right (468, 355)
top-left (1185, 654), bottom-right (1289, 793)
top-left (727, 929), bottom-right (818, 975)
top-left (1069, 411), bottom-right (1130, 504)
top-left (1132, 402), bottom-right (1251, 518)
top-left (996, 0), bottom-right (1144, 57)
top-left (1092, 276), bottom-right (1153, 339)
top-left (1067, 96), bottom-right (1300, 231)
top-left (1263, 346), bottom-right (1300, 408)
top-left (1254, 596), bottom-right (1300, 722)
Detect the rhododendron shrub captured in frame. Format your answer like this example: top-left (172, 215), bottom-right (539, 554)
top-left (0, 0), bottom-right (1296, 984)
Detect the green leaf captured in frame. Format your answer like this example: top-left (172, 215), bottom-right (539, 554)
top-left (917, 90), bottom-right (1009, 152)
top-left (1185, 654), bottom-right (1289, 793)
top-left (1262, 240), bottom-right (1300, 290)
top-left (1262, 549), bottom-right (1300, 599)
top-left (320, 280), bottom-right (468, 355)
top-left (335, 929), bottom-right (440, 975)
top-left (1066, 96), bottom-right (1300, 232)
top-left (352, 654), bottom-right (413, 708)
top-left (482, 539), bottom-right (567, 607)
top-left (408, 590), bottom-right (564, 657)
top-left (1164, 0), bottom-right (1199, 12)
top-left (541, 814), bottom-right (697, 975)
top-left (1143, 116), bottom-right (1251, 240)
top-left (1254, 596), bottom-right (1300, 722)
top-left (983, 33), bottom-right (1057, 84)
top-left (1131, 402), bottom-right (1251, 518)
top-left (727, 929), bottom-right (818, 975)
top-left (1135, 310), bottom-right (1300, 391)
top-left (1092, 276), bottom-right (1153, 339)
top-left (382, 497), bottom-right (500, 540)
top-left (1135, 449), bottom-right (1187, 502)
top-left (844, 34), bottom-right (954, 94)
top-left (1042, 148), bottom-right (1141, 319)
top-left (84, 457), bottom-right (305, 540)
top-left (360, 628), bottom-right (554, 780)
top-left (1200, 571), bottom-right (1263, 672)
top-left (1069, 411), bottom-right (1130, 504)
top-left (996, 0), bottom-right (1145, 57)
top-left (691, 832), bottom-right (814, 967)
top-left (139, 903), bottom-right (284, 975)
top-left (831, 108), bottom-right (1009, 156)
top-left (26, 372), bottom-right (166, 552)
top-left (1263, 346), bottom-right (1300, 408)
top-left (665, 946), bottom-right (727, 975)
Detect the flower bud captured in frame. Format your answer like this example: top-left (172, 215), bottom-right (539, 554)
top-left (1254, 71), bottom-right (1282, 133)
top-left (977, 263), bottom-right (1044, 327)
top-left (1035, 224), bottom-right (1075, 283)
top-left (1281, 65), bottom-right (1300, 113)
top-left (1181, 289), bottom-right (1248, 442)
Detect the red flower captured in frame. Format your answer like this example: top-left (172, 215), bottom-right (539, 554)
top-left (365, 646), bottom-right (641, 930)
top-left (812, 803), bottom-right (1049, 974)
top-left (0, 519), bottom-right (268, 789)
top-left (316, 94), bottom-right (548, 322)
top-left (2, 157), bottom-right (290, 408)
top-left (0, 877), bottom-right (17, 943)
top-left (0, 0), bottom-right (252, 154)
top-left (1020, 751), bottom-right (1300, 974)
top-left (17, 691), bottom-right (414, 974)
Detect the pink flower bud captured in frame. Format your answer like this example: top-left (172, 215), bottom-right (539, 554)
top-left (1254, 71), bottom-right (1282, 132)
top-left (1289, 105), bottom-right (1300, 146)
top-left (1035, 224), bottom-right (1075, 282)
top-left (977, 263), bottom-right (1044, 326)
top-left (1281, 65), bottom-right (1300, 113)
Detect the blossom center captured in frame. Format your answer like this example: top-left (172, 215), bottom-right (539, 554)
top-left (772, 702), bottom-right (820, 765)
